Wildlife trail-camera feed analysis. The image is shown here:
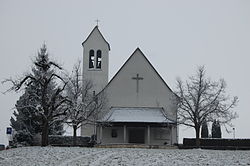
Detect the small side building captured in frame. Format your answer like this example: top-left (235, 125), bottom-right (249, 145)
top-left (98, 107), bottom-right (176, 145)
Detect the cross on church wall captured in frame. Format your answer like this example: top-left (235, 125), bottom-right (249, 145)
top-left (132, 74), bottom-right (144, 93)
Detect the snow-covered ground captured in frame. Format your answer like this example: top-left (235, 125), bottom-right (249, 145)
top-left (0, 147), bottom-right (250, 166)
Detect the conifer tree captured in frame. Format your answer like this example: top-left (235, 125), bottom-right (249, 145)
top-left (212, 120), bottom-right (222, 138)
top-left (217, 121), bottom-right (222, 138)
top-left (10, 88), bottom-right (64, 146)
top-left (201, 120), bottom-right (209, 138)
top-left (4, 44), bottom-right (67, 146)
top-left (10, 87), bottom-right (41, 145)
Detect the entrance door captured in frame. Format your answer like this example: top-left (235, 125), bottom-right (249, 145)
top-left (129, 128), bottom-right (145, 144)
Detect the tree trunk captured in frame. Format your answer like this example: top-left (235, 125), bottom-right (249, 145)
top-left (73, 125), bottom-right (77, 146)
top-left (41, 120), bottom-right (49, 146)
top-left (195, 126), bottom-right (200, 147)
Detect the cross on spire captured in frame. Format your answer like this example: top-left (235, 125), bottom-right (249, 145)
top-left (132, 74), bottom-right (144, 93)
top-left (95, 19), bottom-right (100, 26)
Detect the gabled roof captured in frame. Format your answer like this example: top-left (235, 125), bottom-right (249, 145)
top-left (102, 47), bottom-right (173, 93)
top-left (82, 26), bottom-right (111, 50)
top-left (102, 107), bottom-right (175, 123)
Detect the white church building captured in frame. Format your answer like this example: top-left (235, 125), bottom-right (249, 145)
top-left (81, 26), bottom-right (178, 146)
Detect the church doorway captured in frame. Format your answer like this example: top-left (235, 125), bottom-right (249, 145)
top-left (128, 128), bottom-right (145, 144)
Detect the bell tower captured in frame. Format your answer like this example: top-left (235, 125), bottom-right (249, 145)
top-left (81, 26), bottom-right (110, 137)
top-left (82, 26), bottom-right (110, 94)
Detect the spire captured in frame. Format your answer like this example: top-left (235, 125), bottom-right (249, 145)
top-left (82, 25), bottom-right (110, 50)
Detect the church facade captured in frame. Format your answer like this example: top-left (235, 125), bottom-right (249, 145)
top-left (81, 26), bottom-right (178, 146)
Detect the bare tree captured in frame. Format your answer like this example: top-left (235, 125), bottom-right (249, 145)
top-left (176, 66), bottom-right (238, 147)
top-left (64, 61), bottom-right (106, 145)
top-left (3, 44), bottom-right (68, 146)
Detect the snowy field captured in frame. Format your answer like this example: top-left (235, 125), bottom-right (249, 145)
top-left (0, 147), bottom-right (250, 166)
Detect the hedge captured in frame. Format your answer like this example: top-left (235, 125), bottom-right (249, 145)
top-left (183, 138), bottom-right (250, 149)
top-left (48, 135), bottom-right (91, 146)
top-left (0, 144), bottom-right (5, 151)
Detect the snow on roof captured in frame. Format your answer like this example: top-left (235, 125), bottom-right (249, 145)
top-left (103, 107), bottom-right (174, 123)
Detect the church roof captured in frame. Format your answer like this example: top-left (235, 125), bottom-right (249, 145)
top-left (82, 26), bottom-right (111, 50)
top-left (101, 48), bottom-right (173, 93)
top-left (102, 107), bottom-right (175, 123)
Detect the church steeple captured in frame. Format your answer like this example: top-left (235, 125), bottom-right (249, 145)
top-left (82, 26), bottom-right (110, 51)
top-left (82, 26), bottom-right (110, 94)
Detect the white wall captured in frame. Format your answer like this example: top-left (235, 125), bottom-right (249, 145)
top-left (106, 49), bottom-right (177, 121)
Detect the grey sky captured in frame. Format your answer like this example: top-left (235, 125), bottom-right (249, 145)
top-left (1, 0), bottom-right (250, 145)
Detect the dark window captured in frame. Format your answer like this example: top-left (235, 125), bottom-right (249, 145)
top-left (89, 50), bottom-right (95, 68)
top-left (111, 129), bottom-right (117, 138)
top-left (96, 50), bottom-right (102, 69)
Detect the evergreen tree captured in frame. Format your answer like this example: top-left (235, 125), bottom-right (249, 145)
top-left (10, 89), bottom-right (40, 145)
top-left (212, 120), bottom-right (222, 138)
top-left (5, 44), bottom-right (67, 146)
top-left (216, 121), bottom-right (222, 138)
top-left (212, 120), bottom-right (216, 138)
top-left (201, 120), bottom-right (209, 138)
top-left (10, 89), bottom-right (64, 145)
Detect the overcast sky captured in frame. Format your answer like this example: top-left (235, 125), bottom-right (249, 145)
top-left (1, 0), bottom-right (250, 145)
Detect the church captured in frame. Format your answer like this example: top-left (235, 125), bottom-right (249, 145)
top-left (81, 26), bottom-right (178, 146)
